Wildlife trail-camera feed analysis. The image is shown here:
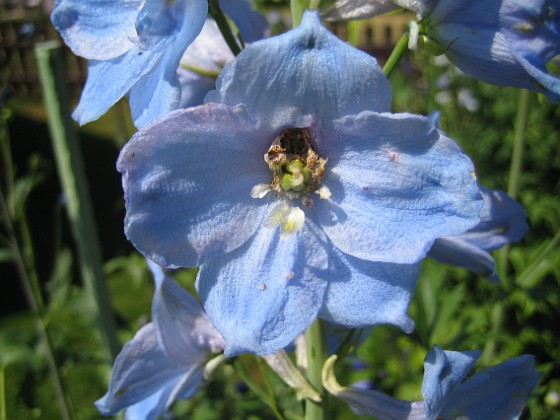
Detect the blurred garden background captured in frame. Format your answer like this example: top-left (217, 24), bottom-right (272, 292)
top-left (1, 0), bottom-right (559, 418)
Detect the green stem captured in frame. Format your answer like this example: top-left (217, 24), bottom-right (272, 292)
top-left (0, 193), bottom-right (74, 420)
top-left (305, 319), bottom-right (328, 420)
top-left (34, 41), bottom-right (120, 362)
top-left (383, 31), bottom-right (410, 77)
top-left (497, 89), bottom-right (530, 284)
top-left (484, 89), bottom-right (530, 366)
top-left (0, 367), bottom-right (5, 420)
top-left (208, 0), bottom-right (241, 56)
top-left (291, 0), bottom-right (310, 27)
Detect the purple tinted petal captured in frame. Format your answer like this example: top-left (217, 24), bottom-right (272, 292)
top-left (150, 262), bottom-right (225, 363)
top-left (95, 323), bottom-right (189, 416)
top-left (428, 237), bottom-right (499, 282)
top-left (207, 11), bottom-right (391, 127)
top-left (219, 0), bottom-right (269, 42)
top-left (421, 345), bottom-right (481, 419)
top-left (441, 354), bottom-right (539, 419)
top-left (117, 104), bottom-right (272, 268)
top-left (315, 111), bottom-right (482, 264)
top-left (51, 0), bottom-right (142, 60)
top-left (197, 225), bottom-right (328, 356)
top-left (459, 187), bottom-right (528, 251)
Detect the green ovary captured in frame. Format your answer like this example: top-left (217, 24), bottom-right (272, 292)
top-left (280, 160), bottom-right (312, 192)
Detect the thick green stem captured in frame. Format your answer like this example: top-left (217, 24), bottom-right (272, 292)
top-left (208, 0), bottom-right (242, 56)
top-left (305, 319), bottom-right (328, 420)
top-left (34, 41), bottom-right (120, 362)
top-left (383, 31), bottom-right (410, 77)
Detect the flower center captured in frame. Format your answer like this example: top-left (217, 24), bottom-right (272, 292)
top-left (252, 127), bottom-right (330, 238)
top-left (264, 127), bottom-right (328, 203)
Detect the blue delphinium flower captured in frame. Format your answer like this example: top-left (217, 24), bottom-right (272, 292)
top-left (95, 260), bottom-right (225, 419)
top-left (322, 0), bottom-right (560, 101)
top-left (322, 345), bottom-right (539, 419)
top-left (429, 186), bottom-right (528, 282)
top-left (117, 11), bottom-right (482, 356)
top-left (419, 0), bottom-right (560, 101)
top-left (51, 0), bottom-right (267, 128)
top-left (421, 345), bottom-right (539, 419)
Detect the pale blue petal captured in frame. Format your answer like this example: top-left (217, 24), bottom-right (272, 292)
top-left (197, 224), bottom-right (328, 356)
top-left (129, 0), bottom-right (208, 127)
top-left (316, 226), bottom-right (418, 332)
top-left (206, 11), bottom-right (391, 127)
top-left (459, 187), bottom-right (528, 251)
top-left (441, 354), bottom-right (539, 419)
top-left (117, 104), bottom-right (272, 268)
top-left (134, 0), bottom-right (180, 50)
top-left (51, 0), bottom-right (142, 60)
top-left (421, 345), bottom-right (481, 420)
top-left (428, 237), bottom-right (499, 282)
top-left (219, 0), bottom-right (269, 42)
top-left (123, 383), bottom-right (175, 420)
top-left (314, 111), bottom-right (482, 264)
top-left (427, 0), bottom-right (560, 100)
top-left (95, 323), bottom-right (187, 416)
top-left (178, 70), bottom-right (217, 108)
top-left (128, 52), bottom-right (182, 128)
top-left (72, 47), bottom-right (165, 125)
top-left (150, 262), bottom-right (225, 363)
top-left (439, 26), bottom-right (545, 91)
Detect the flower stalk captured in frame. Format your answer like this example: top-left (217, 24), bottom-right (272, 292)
top-left (305, 319), bottom-right (328, 420)
top-left (34, 41), bottom-right (120, 362)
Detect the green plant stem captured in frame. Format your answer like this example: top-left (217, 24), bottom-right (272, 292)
top-left (305, 319), bottom-right (328, 420)
top-left (208, 0), bottom-right (241, 56)
top-left (291, 0), bottom-right (309, 27)
top-left (484, 89), bottom-right (530, 366)
top-left (0, 192), bottom-right (74, 420)
top-left (34, 41), bottom-right (120, 362)
top-left (383, 31), bottom-right (409, 77)
top-left (0, 367), bottom-right (5, 420)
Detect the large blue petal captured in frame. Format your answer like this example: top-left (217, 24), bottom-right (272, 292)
top-left (51, 0), bottom-right (143, 60)
top-left (117, 104), bottom-right (272, 269)
top-left (95, 323), bottom-right (190, 416)
top-left (206, 11), bottom-right (391, 128)
top-left (314, 224), bottom-right (418, 332)
top-left (421, 345), bottom-right (481, 420)
top-left (314, 111), bottom-right (482, 264)
top-left (197, 224), bottom-right (328, 356)
top-left (441, 354), bottom-right (539, 419)
top-left (219, 0), bottom-right (269, 42)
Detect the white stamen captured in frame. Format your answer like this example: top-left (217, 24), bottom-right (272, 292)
top-left (316, 185), bottom-right (332, 199)
top-left (251, 183), bottom-right (272, 198)
top-left (265, 202), bottom-right (305, 238)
